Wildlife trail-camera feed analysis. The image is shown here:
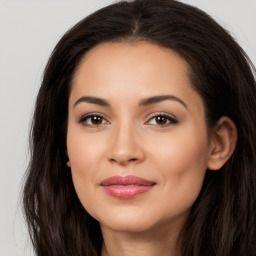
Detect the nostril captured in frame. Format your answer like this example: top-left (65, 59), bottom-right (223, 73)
top-left (128, 158), bottom-right (137, 162)
top-left (109, 157), bottom-right (138, 165)
top-left (109, 158), bottom-right (117, 163)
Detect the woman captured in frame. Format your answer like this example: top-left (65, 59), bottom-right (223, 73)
top-left (23, 0), bottom-right (256, 255)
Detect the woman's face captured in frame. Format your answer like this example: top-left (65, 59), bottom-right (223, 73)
top-left (67, 42), bottom-right (212, 234)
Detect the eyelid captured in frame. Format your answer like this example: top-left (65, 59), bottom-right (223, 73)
top-left (79, 112), bottom-right (110, 127)
top-left (145, 111), bottom-right (178, 126)
top-left (78, 111), bottom-right (178, 128)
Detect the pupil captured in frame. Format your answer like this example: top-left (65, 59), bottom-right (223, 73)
top-left (156, 116), bottom-right (166, 124)
top-left (92, 116), bottom-right (102, 124)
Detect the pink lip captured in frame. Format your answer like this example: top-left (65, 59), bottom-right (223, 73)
top-left (100, 175), bottom-right (156, 199)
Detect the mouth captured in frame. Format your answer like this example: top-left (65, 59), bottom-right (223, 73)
top-left (100, 175), bottom-right (156, 199)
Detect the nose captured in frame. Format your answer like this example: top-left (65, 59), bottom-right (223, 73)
top-left (108, 124), bottom-right (145, 166)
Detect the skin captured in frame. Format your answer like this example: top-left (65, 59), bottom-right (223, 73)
top-left (66, 42), bottom-right (237, 256)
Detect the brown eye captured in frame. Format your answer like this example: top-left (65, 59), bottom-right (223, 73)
top-left (90, 116), bottom-right (104, 125)
top-left (146, 114), bottom-right (178, 127)
top-left (155, 116), bottom-right (169, 125)
top-left (80, 115), bottom-right (108, 127)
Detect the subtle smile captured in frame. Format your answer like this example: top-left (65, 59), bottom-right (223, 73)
top-left (100, 175), bottom-right (156, 199)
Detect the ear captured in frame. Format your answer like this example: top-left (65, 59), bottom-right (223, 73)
top-left (66, 148), bottom-right (71, 167)
top-left (207, 116), bottom-right (237, 170)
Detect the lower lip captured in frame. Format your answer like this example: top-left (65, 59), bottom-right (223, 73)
top-left (102, 185), bottom-right (154, 199)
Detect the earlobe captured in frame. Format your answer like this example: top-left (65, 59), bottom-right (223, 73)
top-left (66, 148), bottom-right (71, 168)
top-left (207, 116), bottom-right (237, 170)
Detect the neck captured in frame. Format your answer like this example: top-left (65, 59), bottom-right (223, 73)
top-left (100, 222), bottom-right (181, 256)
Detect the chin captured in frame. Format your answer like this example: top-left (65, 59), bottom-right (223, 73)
top-left (94, 204), bottom-right (190, 236)
top-left (100, 218), bottom-right (155, 233)
top-left (91, 206), bottom-right (154, 232)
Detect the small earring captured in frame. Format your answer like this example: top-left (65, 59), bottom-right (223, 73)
top-left (67, 161), bottom-right (71, 167)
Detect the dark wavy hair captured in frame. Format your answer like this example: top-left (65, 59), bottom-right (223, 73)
top-left (23, 0), bottom-right (256, 255)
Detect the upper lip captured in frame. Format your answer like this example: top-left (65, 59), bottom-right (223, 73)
top-left (100, 175), bottom-right (156, 186)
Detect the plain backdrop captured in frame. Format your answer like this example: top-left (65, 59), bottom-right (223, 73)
top-left (0, 1), bottom-right (255, 255)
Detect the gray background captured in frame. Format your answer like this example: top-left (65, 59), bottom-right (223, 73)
top-left (0, 0), bottom-right (255, 255)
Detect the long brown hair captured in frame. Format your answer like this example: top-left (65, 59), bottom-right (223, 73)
top-left (23, 0), bottom-right (256, 255)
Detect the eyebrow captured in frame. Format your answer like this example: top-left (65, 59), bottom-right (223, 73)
top-left (73, 94), bottom-right (187, 109)
top-left (74, 96), bottom-right (110, 108)
top-left (139, 95), bottom-right (187, 108)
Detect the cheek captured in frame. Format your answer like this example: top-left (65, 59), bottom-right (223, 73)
top-left (67, 125), bottom-right (108, 171)
top-left (150, 124), bottom-right (208, 171)
top-left (66, 128), bottom-right (105, 213)
top-left (148, 125), bottom-right (209, 208)
top-left (155, 138), bottom-right (208, 191)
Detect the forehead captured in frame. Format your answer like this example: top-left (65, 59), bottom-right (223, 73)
top-left (72, 42), bottom-right (191, 93)
top-left (70, 42), bottom-right (204, 116)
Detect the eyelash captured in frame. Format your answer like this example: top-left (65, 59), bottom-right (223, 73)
top-left (79, 113), bottom-right (109, 127)
top-left (79, 112), bottom-right (178, 128)
top-left (145, 112), bottom-right (178, 127)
